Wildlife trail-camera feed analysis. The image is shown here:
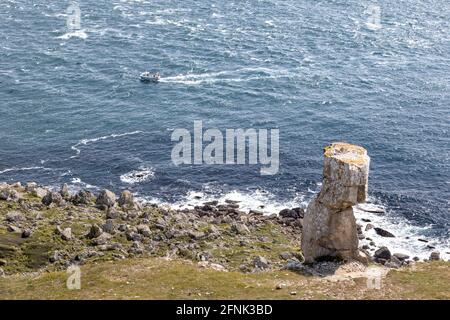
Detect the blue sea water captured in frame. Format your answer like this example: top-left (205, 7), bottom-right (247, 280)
top-left (0, 1), bottom-right (449, 256)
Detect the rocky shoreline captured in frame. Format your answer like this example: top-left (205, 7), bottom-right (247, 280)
top-left (0, 180), bottom-right (444, 278)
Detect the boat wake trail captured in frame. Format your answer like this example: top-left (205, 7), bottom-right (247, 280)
top-left (70, 131), bottom-right (144, 158)
top-left (159, 67), bottom-right (295, 85)
top-left (0, 166), bottom-right (54, 175)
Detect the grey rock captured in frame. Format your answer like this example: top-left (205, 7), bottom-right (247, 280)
top-left (33, 187), bottom-right (48, 199)
top-left (385, 255), bottom-right (402, 268)
top-left (374, 246), bottom-right (391, 261)
top-left (7, 225), bottom-right (22, 233)
top-left (365, 223), bottom-right (374, 231)
top-left (253, 256), bottom-right (269, 270)
top-left (102, 219), bottom-right (116, 234)
top-left (429, 251), bottom-right (440, 261)
top-left (280, 252), bottom-right (293, 260)
top-left (393, 253), bottom-right (410, 261)
top-left (118, 190), bottom-right (134, 208)
top-left (284, 260), bottom-right (305, 271)
top-left (21, 229), bottom-right (32, 238)
top-left (42, 191), bottom-right (65, 207)
top-left (96, 189), bottom-right (116, 209)
top-left (137, 224), bottom-right (151, 237)
top-left (279, 208), bottom-right (304, 219)
top-left (72, 189), bottom-right (93, 205)
top-left (87, 224), bottom-right (102, 239)
top-left (231, 222), bottom-right (250, 235)
top-left (60, 184), bottom-right (70, 199)
top-left (56, 227), bottom-right (72, 241)
top-left (92, 233), bottom-right (112, 246)
top-left (106, 207), bottom-right (119, 219)
top-left (0, 188), bottom-right (19, 201)
top-left (188, 230), bottom-right (206, 240)
top-left (374, 227), bottom-right (395, 238)
top-left (302, 143), bottom-right (370, 263)
top-left (5, 211), bottom-right (24, 222)
top-left (25, 182), bottom-right (37, 192)
top-left (126, 231), bottom-right (142, 242)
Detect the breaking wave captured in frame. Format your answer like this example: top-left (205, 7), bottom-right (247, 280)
top-left (120, 167), bottom-right (155, 184)
top-left (70, 131), bottom-right (144, 158)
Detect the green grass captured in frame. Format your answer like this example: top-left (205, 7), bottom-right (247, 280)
top-left (1, 258), bottom-right (448, 300)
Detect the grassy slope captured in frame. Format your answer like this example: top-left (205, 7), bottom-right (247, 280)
top-left (1, 258), bottom-right (449, 300)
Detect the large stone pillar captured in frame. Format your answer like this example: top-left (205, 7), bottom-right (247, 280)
top-left (301, 142), bottom-right (370, 263)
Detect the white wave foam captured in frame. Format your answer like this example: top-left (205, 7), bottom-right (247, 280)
top-left (0, 166), bottom-right (53, 175)
top-left (140, 187), bottom-right (448, 261)
top-left (355, 202), bottom-right (450, 261)
top-left (70, 177), bottom-right (99, 190)
top-left (120, 167), bottom-right (155, 184)
top-left (57, 29), bottom-right (88, 40)
top-left (70, 131), bottom-right (144, 158)
top-left (148, 189), bottom-right (308, 216)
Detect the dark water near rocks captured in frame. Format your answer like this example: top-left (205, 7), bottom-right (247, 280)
top-left (0, 1), bottom-right (449, 254)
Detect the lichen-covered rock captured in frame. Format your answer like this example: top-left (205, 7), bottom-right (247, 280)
top-left (87, 224), bottom-right (102, 239)
top-left (42, 192), bottom-right (65, 207)
top-left (5, 211), bottom-right (24, 222)
top-left (72, 189), bottom-right (94, 205)
top-left (60, 184), bottom-right (70, 200)
top-left (118, 190), bottom-right (134, 209)
top-left (96, 189), bottom-right (116, 209)
top-left (302, 143), bottom-right (370, 263)
top-left (374, 246), bottom-right (391, 261)
top-left (0, 187), bottom-right (19, 201)
top-left (253, 256), bottom-right (269, 270)
top-left (56, 227), bottom-right (72, 241)
top-left (429, 251), bottom-right (440, 261)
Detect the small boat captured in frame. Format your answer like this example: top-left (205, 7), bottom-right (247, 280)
top-left (140, 71), bottom-right (160, 83)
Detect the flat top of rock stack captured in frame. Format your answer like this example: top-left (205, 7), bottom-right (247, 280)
top-left (324, 142), bottom-right (368, 166)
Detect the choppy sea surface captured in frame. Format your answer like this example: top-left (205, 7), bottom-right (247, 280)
top-left (0, 0), bottom-right (449, 258)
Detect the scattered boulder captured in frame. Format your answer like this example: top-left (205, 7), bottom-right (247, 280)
top-left (56, 227), bottom-right (72, 241)
top-left (374, 227), bottom-right (395, 238)
top-left (279, 209), bottom-right (295, 219)
top-left (280, 252), bottom-right (294, 260)
top-left (25, 182), bottom-right (37, 191)
top-left (42, 192), bottom-right (65, 207)
top-left (106, 207), bottom-right (119, 219)
top-left (7, 225), bottom-right (22, 233)
top-left (284, 260), bottom-right (304, 271)
top-left (118, 190), bottom-right (134, 209)
top-left (137, 224), bottom-right (151, 237)
top-left (231, 222), bottom-right (250, 235)
top-left (96, 189), bottom-right (116, 209)
top-left (0, 188), bottom-right (19, 201)
top-left (72, 189), bottom-right (93, 205)
top-left (365, 223), bottom-right (374, 231)
top-left (429, 251), bottom-right (440, 261)
top-left (60, 184), bottom-right (70, 200)
top-left (393, 253), bottom-right (410, 261)
top-left (87, 225), bottom-right (102, 239)
top-left (253, 256), bottom-right (269, 270)
top-left (385, 255), bottom-right (402, 269)
top-left (21, 229), bottom-right (32, 238)
top-left (102, 219), bottom-right (116, 234)
top-left (33, 187), bottom-right (48, 198)
top-left (374, 246), bottom-right (391, 262)
top-left (5, 211), bottom-right (24, 222)
top-left (92, 233), bottom-right (112, 246)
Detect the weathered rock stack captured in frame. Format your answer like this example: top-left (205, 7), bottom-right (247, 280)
top-left (301, 142), bottom-right (370, 263)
